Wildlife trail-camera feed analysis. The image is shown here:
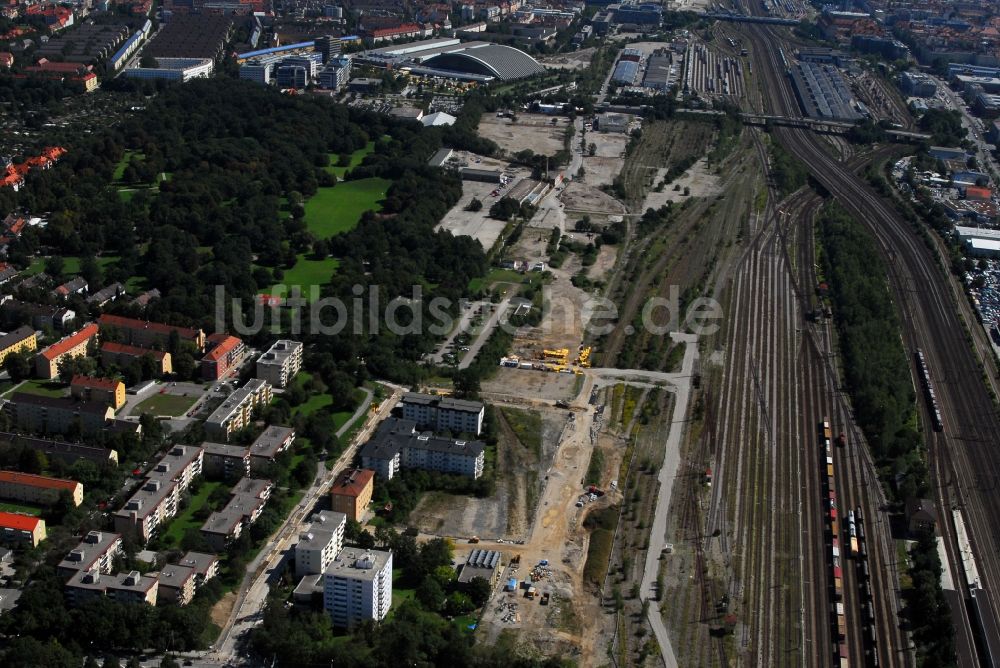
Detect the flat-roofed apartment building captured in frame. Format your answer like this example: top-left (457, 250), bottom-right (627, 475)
top-left (5, 393), bottom-right (116, 436)
top-left (35, 323), bottom-right (99, 379)
top-left (100, 341), bottom-right (173, 376)
top-left (178, 550), bottom-right (218, 586)
top-left (255, 339), bottom-right (303, 387)
top-left (156, 563), bottom-right (196, 604)
top-left (323, 548), bottom-right (393, 628)
top-left (113, 444), bottom-right (204, 543)
top-left (70, 374), bottom-right (126, 410)
top-left (98, 313), bottom-right (206, 353)
top-left (0, 511), bottom-right (46, 547)
top-left (329, 468), bottom-right (374, 522)
top-left (204, 379), bottom-right (272, 440)
top-left (57, 530), bottom-right (123, 578)
top-left (202, 441), bottom-right (252, 479)
top-left (400, 392), bottom-right (485, 435)
top-left (0, 325), bottom-right (36, 366)
top-left (200, 478), bottom-right (273, 551)
top-left (295, 510), bottom-right (346, 575)
top-left (0, 470), bottom-right (83, 506)
top-left (249, 424), bottom-right (294, 472)
top-left (360, 418), bottom-right (486, 480)
top-left (66, 569), bottom-right (158, 606)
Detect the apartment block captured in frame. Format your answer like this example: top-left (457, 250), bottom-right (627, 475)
top-left (0, 470), bottom-right (83, 506)
top-left (295, 510), bottom-right (346, 576)
top-left (323, 549), bottom-right (393, 628)
top-left (70, 374), bottom-right (126, 410)
top-left (0, 432), bottom-right (119, 466)
top-left (200, 478), bottom-right (273, 552)
top-left (5, 393), bottom-right (115, 436)
top-left (113, 444), bottom-right (204, 543)
top-left (0, 511), bottom-right (46, 547)
top-left (58, 530), bottom-right (123, 578)
top-left (255, 340), bottom-right (303, 388)
top-left (204, 379), bottom-right (272, 440)
top-left (0, 325), bottom-right (36, 366)
top-left (202, 442), bottom-right (251, 479)
top-left (156, 563), bottom-right (196, 605)
top-left (100, 341), bottom-right (173, 376)
top-left (249, 425), bottom-right (294, 472)
top-left (35, 323), bottom-right (99, 379)
top-left (329, 468), bottom-right (374, 522)
top-left (98, 313), bottom-right (206, 352)
top-left (400, 392), bottom-right (485, 435)
top-left (201, 334), bottom-right (246, 381)
top-left (360, 418), bottom-right (485, 480)
top-left (66, 569), bottom-right (158, 606)
top-left (179, 551), bottom-right (219, 586)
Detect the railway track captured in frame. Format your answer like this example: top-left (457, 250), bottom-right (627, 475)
top-left (734, 13), bottom-right (1000, 665)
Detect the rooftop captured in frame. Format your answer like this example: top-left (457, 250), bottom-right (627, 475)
top-left (401, 392), bottom-right (484, 413)
top-left (0, 511), bottom-right (42, 532)
top-left (203, 335), bottom-right (243, 363)
top-left (325, 548), bottom-right (392, 581)
top-left (0, 470), bottom-right (80, 492)
top-left (38, 323), bottom-right (99, 360)
top-left (250, 425), bottom-right (294, 459)
top-left (330, 468), bottom-right (374, 498)
top-left (0, 325), bottom-right (35, 350)
top-left (9, 393), bottom-right (113, 416)
top-left (70, 374), bottom-right (123, 391)
top-left (98, 314), bottom-right (201, 340)
top-left (101, 341), bottom-right (168, 360)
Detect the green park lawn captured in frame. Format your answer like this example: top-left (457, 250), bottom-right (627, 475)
top-left (24, 255), bottom-right (119, 277)
top-left (326, 142), bottom-right (376, 179)
top-left (112, 150), bottom-right (146, 183)
top-left (303, 177), bottom-right (390, 238)
top-left (261, 254), bottom-right (340, 297)
top-left (135, 392), bottom-right (197, 417)
top-left (160, 480), bottom-right (226, 546)
top-left (3, 379), bottom-right (67, 399)
top-left (0, 501), bottom-right (42, 516)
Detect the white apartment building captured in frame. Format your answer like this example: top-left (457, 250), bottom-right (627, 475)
top-left (400, 393), bottom-right (485, 435)
top-left (295, 510), bottom-right (346, 575)
top-left (324, 549), bottom-right (393, 628)
top-left (204, 379), bottom-right (272, 439)
top-left (113, 445), bottom-right (204, 543)
top-left (255, 340), bottom-right (303, 388)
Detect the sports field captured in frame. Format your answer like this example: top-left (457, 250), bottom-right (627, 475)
top-left (303, 177), bottom-right (390, 238)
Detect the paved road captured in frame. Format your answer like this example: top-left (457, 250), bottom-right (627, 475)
top-left (208, 384), bottom-right (405, 663)
top-left (638, 333), bottom-right (697, 668)
top-left (428, 300), bottom-right (490, 365)
top-left (457, 297), bottom-right (513, 369)
top-left (336, 387), bottom-right (373, 438)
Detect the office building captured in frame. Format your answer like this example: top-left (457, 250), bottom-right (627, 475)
top-left (317, 56), bottom-right (352, 90)
top-left (58, 531), bottom-right (123, 578)
top-left (113, 444), bottom-right (204, 543)
top-left (323, 549), bottom-right (393, 628)
top-left (70, 374), bottom-right (126, 410)
top-left (899, 71), bottom-right (937, 98)
top-left (239, 60), bottom-right (271, 84)
top-left (35, 323), bottom-right (99, 379)
top-left (329, 468), bottom-right (374, 522)
top-left (315, 35), bottom-right (342, 63)
top-left (0, 471), bottom-right (83, 507)
top-left (255, 340), bottom-right (302, 388)
top-left (0, 325), bottom-right (36, 366)
top-left (204, 379), bottom-right (272, 439)
top-left (360, 418), bottom-right (486, 480)
top-left (400, 392), bottom-right (485, 435)
top-left (0, 511), bottom-right (45, 547)
top-left (295, 510), bottom-right (346, 575)
top-left (275, 54), bottom-right (322, 88)
top-left (200, 478), bottom-right (273, 551)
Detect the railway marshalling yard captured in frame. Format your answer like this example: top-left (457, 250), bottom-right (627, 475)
top-left (413, 24), bottom-right (1000, 668)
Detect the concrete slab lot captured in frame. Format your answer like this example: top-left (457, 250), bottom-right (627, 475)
top-left (478, 113), bottom-right (569, 156)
